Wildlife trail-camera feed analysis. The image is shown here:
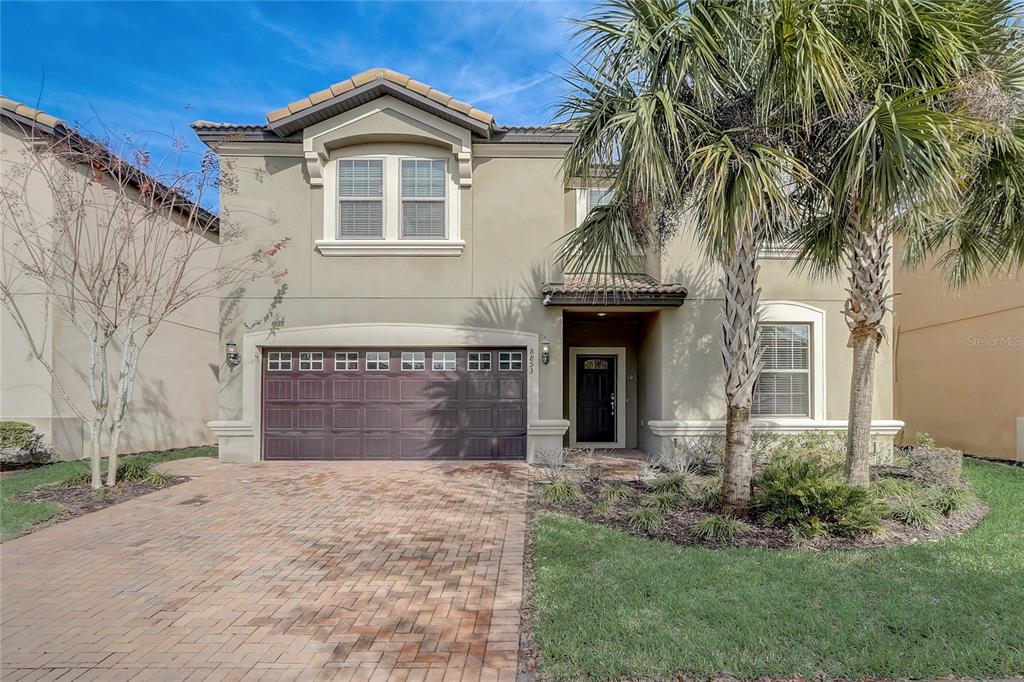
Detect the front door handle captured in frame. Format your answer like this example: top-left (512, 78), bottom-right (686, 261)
top-left (610, 393), bottom-right (616, 415)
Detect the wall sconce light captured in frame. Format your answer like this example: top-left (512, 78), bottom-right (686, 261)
top-left (225, 341), bottom-right (241, 367)
top-left (541, 338), bottom-right (551, 365)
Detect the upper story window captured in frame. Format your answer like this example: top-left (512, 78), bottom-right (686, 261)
top-left (338, 160), bottom-right (384, 239)
top-left (574, 186), bottom-right (645, 264)
top-left (753, 323), bottom-right (811, 417)
top-left (401, 160), bottom-right (446, 239)
top-left (588, 188), bottom-right (613, 212)
top-left (316, 143), bottom-right (464, 257)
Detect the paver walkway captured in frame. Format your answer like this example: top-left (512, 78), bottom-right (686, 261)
top-left (1, 457), bottom-right (527, 681)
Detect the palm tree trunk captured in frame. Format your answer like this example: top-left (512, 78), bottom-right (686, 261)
top-left (845, 328), bottom-right (877, 486)
top-left (722, 404), bottom-right (753, 514)
top-left (843, 222), bottom-right (890, 486)
top-left (718, 227), bottom-right (762, 515)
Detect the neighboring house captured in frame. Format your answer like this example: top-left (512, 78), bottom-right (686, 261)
top-left (894, 237), bottom-right (1024, 462)
top-left (193, 68), bottom-right (901, 463)
top-left (0, 98), bottom-right (219, 460)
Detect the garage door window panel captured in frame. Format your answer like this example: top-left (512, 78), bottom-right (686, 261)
top-left (335, 352), bottom-right (359, 371)
top-left (468, 352), bottom-right (491, 371)
top-left (366, 352), bottom-right (390, 371)
top-left (401, 352), bottom-right (425, 370)
top-left (299, 352), bottom-right (324, 371)
top-left (432, 352), bottom-right (457, 371)
top-left (499, 352), bottom-right (523, 371)
top-left (267, 351), bottom-right (292, 371)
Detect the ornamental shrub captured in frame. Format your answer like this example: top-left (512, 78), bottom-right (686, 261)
top-left (0, 421), bottom-right (52, 465)
top-left (754, 454), bottom-right (886, 538)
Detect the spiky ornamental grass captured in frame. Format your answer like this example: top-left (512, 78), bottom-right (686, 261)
top-left (888, 499), bottom-right (943, 529)
top-left (871, 476), bottom-right (922, 498)
top-left (539, 481), bottom-right (583, 504)
top-left (643, 491), bottom-right (682, 513)
top-left (599, 485), bottom-right (632, 502)
top-left (698, 473), bottom-right (723, 511)
top-left (628, 506), bottom-right (663, 532)
top-left (692, 514), bottom-right (751, 541)
top-left (925, 485), bottom-right (975, 517)
top-left (647, 473), bottom-right (693, 495)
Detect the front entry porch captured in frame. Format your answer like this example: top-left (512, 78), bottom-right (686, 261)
top-left (562, 311), bottom-right (659, 452)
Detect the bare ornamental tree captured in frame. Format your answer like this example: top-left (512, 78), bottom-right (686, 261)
top-left (1, 122), bottom-right (287, 488)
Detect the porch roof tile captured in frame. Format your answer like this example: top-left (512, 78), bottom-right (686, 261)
top-left (542, 273), bottom-right (687, 306)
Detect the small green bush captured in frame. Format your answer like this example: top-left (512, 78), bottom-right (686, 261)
top-left (591, 501), bottom-right (614, 516)
top-left (916, 432), bottom-right (937, 448)
top-left (642, 491), bottom-right (681, 513)
top-left (0, 421), bottom-right (51, 465)
top-left (539, 480), bottom-right (582, 504)
top-left (647, 473), bottom-right (692, 495)
top-left (889, 499), bottom-right (942, 529)
top-left (629, 506), bottom-right (663, 532)
top-left (754, 455), bottom-right (886, 538)
top-left (692, 514), bottom-right (750, 541)
top-left (0, 422), bottom-right (40, 450)
top-left (599, 485), bottom-right (631, 502)
top-left (924, 485), bottom-right (974, 517)
top-left (871, 476), bottom-right (921, 498)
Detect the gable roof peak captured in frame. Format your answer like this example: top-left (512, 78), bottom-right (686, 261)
top-left (265, 67), bottom-right (495, 137)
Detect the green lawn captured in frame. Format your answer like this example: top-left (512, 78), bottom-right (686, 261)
top-left (532, 460), bottom-right (1024, 680)
top-left (0, 446), bottom-right (215, 541)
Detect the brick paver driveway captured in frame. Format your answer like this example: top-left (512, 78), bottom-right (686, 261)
top-left (1, 458), bottom-right (527, 681)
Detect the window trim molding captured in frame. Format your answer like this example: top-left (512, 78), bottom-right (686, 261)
top-left (316, 142), bottom-right (464, 257)
top-left (757, 301), bottom-right (826, 422)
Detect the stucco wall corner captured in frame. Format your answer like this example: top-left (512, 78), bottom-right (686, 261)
top-left (527, 419), bottom-right (570, 464)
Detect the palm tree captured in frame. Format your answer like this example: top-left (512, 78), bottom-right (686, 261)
top-left (777, 1), bottom-right (1023, 485)
top-left (557, 0), bottom-right (812, 515)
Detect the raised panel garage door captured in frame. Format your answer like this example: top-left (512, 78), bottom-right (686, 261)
top-left (261, 347), bottom-right (527, 460)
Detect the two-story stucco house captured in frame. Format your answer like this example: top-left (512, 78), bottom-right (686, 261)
top-left (193, 68), bottom-right (902, 464)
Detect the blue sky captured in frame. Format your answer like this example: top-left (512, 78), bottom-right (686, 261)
top-left (2, 1), bottom-right (590, 202)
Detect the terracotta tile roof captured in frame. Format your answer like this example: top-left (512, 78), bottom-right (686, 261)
top-left (0, 96), bottom-right (66, 130)
top-left (266, 68), bottom-right (495, 127)
top-left (543, 273), bottom-right (687, 296)
top-left (1, 97), bottom-right (219, 234)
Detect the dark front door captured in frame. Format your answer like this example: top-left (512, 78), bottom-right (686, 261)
top-left (576, 355), bottom-right (616, 443)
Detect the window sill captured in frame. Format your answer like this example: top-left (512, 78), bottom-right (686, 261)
top-left (314, 239), bottom-right (465, 257)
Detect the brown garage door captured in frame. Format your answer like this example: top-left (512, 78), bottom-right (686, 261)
top-left (261, 347), bottom-right (527, 460)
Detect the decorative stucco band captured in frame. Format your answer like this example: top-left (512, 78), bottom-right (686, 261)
top-left (647, 418), bottom-right (905, 437)
top-left (646, 418), bottom-right (905, 465)
top-left (208, 322), bottom-right (567, 463)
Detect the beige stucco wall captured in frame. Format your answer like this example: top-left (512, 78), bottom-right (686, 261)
top-left (894, 237), bottom-right (1024, 461)
top-left (652, 226), bottom-right (896, 422)
top-left (212, 104), bottom-right (899, 462)
top-left (0, 119), bottom-right (219, 459)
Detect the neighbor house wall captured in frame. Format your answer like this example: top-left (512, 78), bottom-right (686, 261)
top-left (893, 236), bottom-right (1024, 461)
top-left (0, 119), bottom-right (219, 459)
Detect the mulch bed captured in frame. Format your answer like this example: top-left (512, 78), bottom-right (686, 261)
top-left (530, 478), bottom-right (989, 551)
top-left (13, 476), bottom-right (188, 536)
